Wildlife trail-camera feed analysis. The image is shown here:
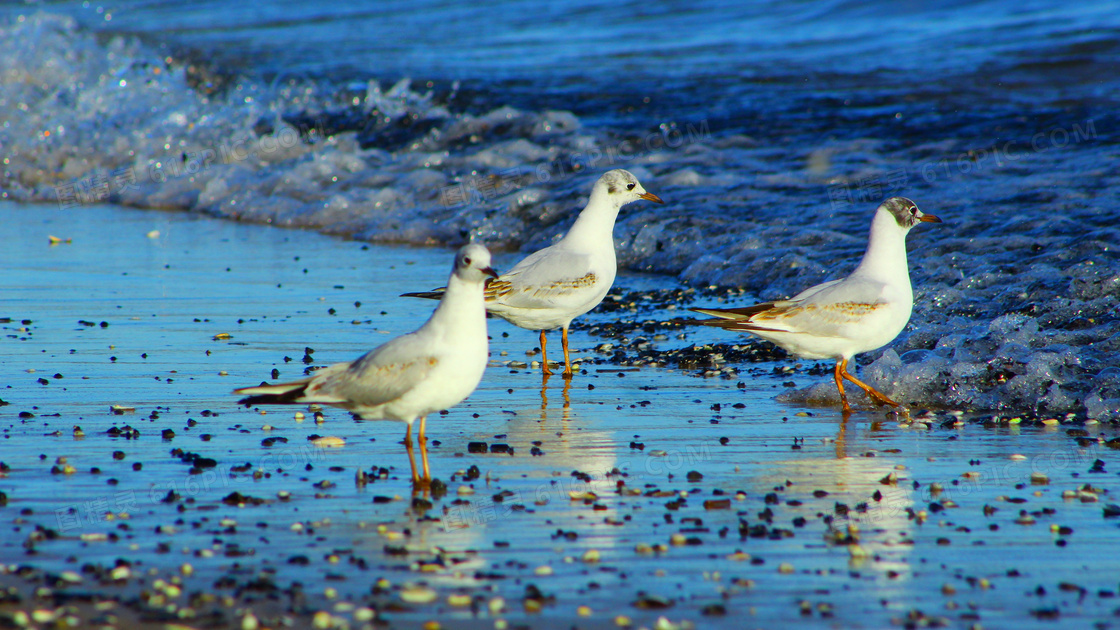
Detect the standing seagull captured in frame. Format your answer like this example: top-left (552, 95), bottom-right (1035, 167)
top-left (405, 169), bottom-right (663, 377)
top-left (234, 244), bottom-right (498, 484)
top-left (688, 197), bottom-right (941, 412)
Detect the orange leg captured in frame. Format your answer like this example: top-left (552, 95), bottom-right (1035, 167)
top-left (838, 358), bottom-right (900, 408)
top-left (539, 330), bottom-right (553, 375)
top-left (417, 415), bottom-right (431, 483)
top-left (403, 422), bottom-right (420, 484)
top-left (833, 361), bottom-right (852, 413)
top-left (561, 325), bottom-right (573, 378)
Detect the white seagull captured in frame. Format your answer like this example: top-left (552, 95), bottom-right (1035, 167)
top-left (688, 197), bottom-right (941, 412)
top-left (234, 243), bottom-right (498, 484)
top-left (405, 169), bottom-right (663, 377)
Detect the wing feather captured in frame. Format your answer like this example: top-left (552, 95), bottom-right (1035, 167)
top-left (488, 248), bottom-right (599, 310)
top-left (689, 277), bottom-right (894, 338)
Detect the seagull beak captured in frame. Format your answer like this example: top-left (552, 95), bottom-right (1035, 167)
top-left (638, 191), bottom-right (664, 204)
top-left (482, 267), bottom-right (500, 279)
top-left (918, 213), bottom-right (942, 223)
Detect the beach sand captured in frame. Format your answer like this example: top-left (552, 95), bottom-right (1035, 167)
top-left (2, 202), bottom-right (1118, 629)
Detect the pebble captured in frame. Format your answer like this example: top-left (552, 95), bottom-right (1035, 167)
top-left (846, 542), bottom-right (873, 556)
top-left (312, 611), bottom-right (332, 629)
top-left (400, 585), bottom-right (438, 604)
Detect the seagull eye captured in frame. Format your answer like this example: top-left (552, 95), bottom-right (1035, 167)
top-left (463, 257), bottom-right (472, 266)
top-left (626, 183), bottom-right (636, 191)
top-left (909, 206), bottom-right (917, 215)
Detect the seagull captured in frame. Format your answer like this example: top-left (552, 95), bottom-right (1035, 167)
top-left (404, 169), bottom-right (663, 377)
top-left (687, 197), bottom-right (941, 413)
top-left (234, 243), bottom-right (498, 484)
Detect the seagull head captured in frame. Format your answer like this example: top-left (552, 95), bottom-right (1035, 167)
top-left (881, 197), bottom-right (941, 230)
top-left (453, 243), bottom-right (499, 283)
top-left (595, 169), bottom-right (664, 208)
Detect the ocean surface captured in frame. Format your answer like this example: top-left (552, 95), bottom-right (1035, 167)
top-left (2, 0), bottom-right (1119, 418)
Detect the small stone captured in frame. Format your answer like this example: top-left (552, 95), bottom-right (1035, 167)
top-left (400, 585), bottom-right (438, 604)
top-left (447, 594), bottom-right (472, 607)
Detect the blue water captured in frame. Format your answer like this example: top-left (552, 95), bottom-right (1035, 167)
top-left (1, 0), bottom-right (1119, 418)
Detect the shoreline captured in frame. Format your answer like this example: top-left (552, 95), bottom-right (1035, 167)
top-left (3, 202), bottom-right (1119, 629)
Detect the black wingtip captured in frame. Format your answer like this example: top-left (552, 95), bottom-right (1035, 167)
top-left (237, 385), bottom-right (308, 407)
top-left (400, 290), bottom-right (444, 300)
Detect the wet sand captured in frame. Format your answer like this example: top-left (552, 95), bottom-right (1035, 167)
top-left (3, 203), bottom-right (1119, 629)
